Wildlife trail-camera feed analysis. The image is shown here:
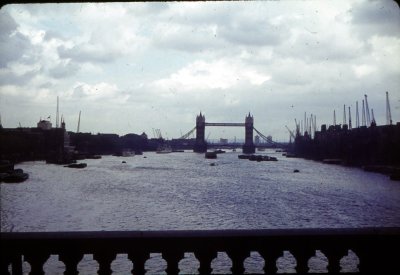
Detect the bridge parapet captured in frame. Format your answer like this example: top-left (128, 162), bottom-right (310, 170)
top-left (1, 227), bottom-right (399, 274)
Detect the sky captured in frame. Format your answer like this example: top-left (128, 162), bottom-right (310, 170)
top-left (0, 1), bottom-right (399, 142)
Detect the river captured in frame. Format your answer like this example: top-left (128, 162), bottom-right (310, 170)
top-left (1, 149), bottom-right (400, 273)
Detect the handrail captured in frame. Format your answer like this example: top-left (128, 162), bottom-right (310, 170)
top-left (1, 227), bottom-right (399, 274)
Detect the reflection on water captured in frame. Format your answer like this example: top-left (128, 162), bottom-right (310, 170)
top-left (1, 150), bottom-right (399, 273)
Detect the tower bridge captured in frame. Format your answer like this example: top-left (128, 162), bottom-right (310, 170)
top-left (175, 112), bottom-right (277, 153)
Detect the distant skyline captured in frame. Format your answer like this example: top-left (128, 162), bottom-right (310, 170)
top-left (1, 1), bottom-right (399, 141)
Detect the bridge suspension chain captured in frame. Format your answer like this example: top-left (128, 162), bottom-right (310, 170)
top-left (253, 127), bottom-right (278, 145)
top-left (178, 126), bottom-right (196, 139)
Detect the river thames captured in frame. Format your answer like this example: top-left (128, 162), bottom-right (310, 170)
top-left (1, 149), bottom-right (400, 273)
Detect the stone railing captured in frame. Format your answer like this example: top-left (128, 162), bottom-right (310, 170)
top-left (1, 227), bottom-right (399, 275)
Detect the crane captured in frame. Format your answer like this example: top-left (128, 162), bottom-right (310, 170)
top-left (77, 111), bottom-right (81, 133)
top-left (371, 109), bottom-right (376, 126)
top-left (285, 125), bottom-right (296, 140)
top-left (364, 94), bottom-right (371, 126)
top-left (362, 100), bottom-right (366, 126)
top-left (348, 106), bottom-right (352, 129)
top-left (333, 110), bottom-right (336, 126)
top-left (356, 101), bottom-right (360, 128)
top-left (294, 119), bottom-right (300, 135)
top-left (386, 91), bottom-right (392, 125)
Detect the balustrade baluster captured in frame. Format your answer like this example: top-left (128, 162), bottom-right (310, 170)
top-left (258, 249), bottom-right (283, 274)
top-left (24, 253), bottom-right (50, 275)
top-left (11, 255), bottom-right (23, 275)
top-left (321, 248), bottom-right (347, 274)
top-left (127, 251), bottom-right (150, 275)
top-left (226, 250), bottom-right (250, 275)
top-left (290, 248), bottom-right (315, 274)
top-left (194, 250), bottom-right (217, 275)
top-left (162, 251), bottom-right (184, 275)
top-left (93, 252), bottom-right (116, 275)
top-left (59, 252), bottom-right (84, 275)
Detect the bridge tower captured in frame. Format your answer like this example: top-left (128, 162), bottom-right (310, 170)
top-left (193, 112), bottom-right (207, 152)
top-left (242, 112), bottom-right (255, 154)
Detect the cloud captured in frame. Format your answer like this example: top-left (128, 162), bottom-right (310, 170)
top-left (48, 60), bottom-right (80, 79)
top-left (218, 14), bottom-right (286, 47)
top-left (70, 82), bottom-right (121, 101)
top-left (153, 59), bottom-right (271, 92)
top-left (58, 44), bottom-right (121, 64)
top-left (0, 11), bottom-right (32, 67)
top-left (153, 23), bottom-right (223, 53)
top-left (352, 64), bottom-right (376, 78)
top-left (350, 0), bottom-right (400, 38)
top-left (0, 67), bottom-right (38, 86)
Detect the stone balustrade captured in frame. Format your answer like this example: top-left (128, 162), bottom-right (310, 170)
top-left (1, 227), bottom-right (399, 275)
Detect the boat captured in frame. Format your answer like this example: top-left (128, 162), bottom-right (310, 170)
top-left (214, 149), bottom-right (226, 154)
top-left (156, 144), bottom-right (172, 154)
top-left (2, 170), bottom-right (29, 183)
top-left (205, 152), bottom-right (217, 159)
top-left (65, 163), bottom-right (87, 168)
top-left (238, 154), bottom-right (251, 159)
top-left (122, 150), bottom-right (135, 157)
top-left (86, 155), bottom-right (102, 159)
top-left (240, 155), bottom-right (278, 162)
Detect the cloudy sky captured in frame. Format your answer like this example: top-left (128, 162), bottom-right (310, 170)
top-left (0, 1), bottom-right (399, 141)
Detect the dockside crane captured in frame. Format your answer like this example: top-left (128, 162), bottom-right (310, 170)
top-left (364, 94), bottom-right (371, 126)
top-left (77, 111), bottom-right (81, 133)
top-left (333, 110), bottom-right (336, 126)
top-left (56, 96), bottom-right (59, 128)
top-left (294, 119), bottom-right (300, 136)
top-left (371, 109), bottom-right (376, 126)
top-left (348, 106), bottom-right (352, 129)
top-left (356, 101), bottom-right (360, 128)
top-left (362, 100), bottom-right (366, 127)
top-left (313, 114), bottom-right (317, 135)
top-left (285, 125), bottom-right (296, 140)
top-left (386, 91), bottom-right (392, 125)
